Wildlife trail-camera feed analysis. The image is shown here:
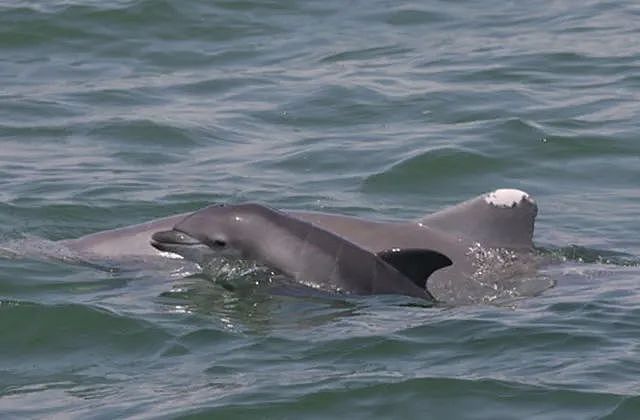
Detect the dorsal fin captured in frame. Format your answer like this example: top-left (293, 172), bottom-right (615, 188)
top-left (377, 249), bottom-right (452, 290)
top-left (417, 189), bottom-right (537, 249)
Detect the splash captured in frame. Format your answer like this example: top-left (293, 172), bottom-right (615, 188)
top-left (200, 257), bottom-right (276, 289)
top-left (464, 242), bottom-right (554, 304)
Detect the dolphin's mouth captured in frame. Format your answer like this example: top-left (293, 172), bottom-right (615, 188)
top-left (151, 229), bottom-right (240, 265)
top-left (150, 229), bottom-right (221, 264)
top-left (151, 230), bottom-right (202, 252)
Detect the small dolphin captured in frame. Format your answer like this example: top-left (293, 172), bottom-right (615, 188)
top-left (151, 203), bottom-right (452, 299)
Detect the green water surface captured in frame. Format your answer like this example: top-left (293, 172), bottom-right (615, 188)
top-left (1, 1), bottom-right (640, 418)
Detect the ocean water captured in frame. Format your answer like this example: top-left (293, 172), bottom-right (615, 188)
top-left (1, 0), bottom-right (640, 418)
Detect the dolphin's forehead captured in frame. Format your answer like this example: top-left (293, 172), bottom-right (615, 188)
top-left (173, 203), bottom-right (264, 240)
top-left (174, 205), bottom-right (234, 235)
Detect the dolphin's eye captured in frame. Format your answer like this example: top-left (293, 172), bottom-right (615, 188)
top-left (212, 240), bottom-right (226, 247)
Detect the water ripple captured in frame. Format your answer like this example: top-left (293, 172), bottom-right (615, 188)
top-left (1, 0), bottom-right (640, 417)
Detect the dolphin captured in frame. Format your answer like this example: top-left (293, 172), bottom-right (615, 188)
top-left (62, 189), bottom-right (535, 259)
top-left (151, 203), bottom-right (452, 300)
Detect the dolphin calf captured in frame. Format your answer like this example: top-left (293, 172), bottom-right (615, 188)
top-left (151, 203), bottom-right (452, 300)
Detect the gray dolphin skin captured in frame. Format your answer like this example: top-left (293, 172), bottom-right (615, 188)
top-left (61, 213), bottom-right (196, 262)
top-left (151, 204), bottom-right (452, 300)
top-left (61, 189), bottom-right (539, 302)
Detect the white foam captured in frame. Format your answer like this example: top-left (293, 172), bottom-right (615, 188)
top-left (484, 189), bottom-right (532, 207)
top-left (155, 250), bottom-right (184, 260)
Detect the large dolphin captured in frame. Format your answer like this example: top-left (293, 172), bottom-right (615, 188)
top-left (151, 204), bottom-right (453, 300)
top-left (62, 189), bottom-right (535, 258)
top-left (56, 189), bottom-right (541, 302)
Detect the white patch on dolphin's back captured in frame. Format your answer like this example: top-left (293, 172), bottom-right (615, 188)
top-left (484, 189), bottom-right (533, 208)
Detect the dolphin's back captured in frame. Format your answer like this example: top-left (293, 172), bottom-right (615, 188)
top-left (63, 213), bottom-right (190, 258)
top-left (230, 204), bottom-right (439, 298)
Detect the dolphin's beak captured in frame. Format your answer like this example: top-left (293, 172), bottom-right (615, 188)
top-left (151, 230), bottom-right (202, 251)
top-left (151, 229), bottom-right (221, 264)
